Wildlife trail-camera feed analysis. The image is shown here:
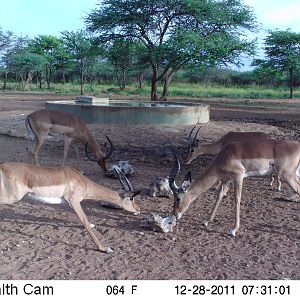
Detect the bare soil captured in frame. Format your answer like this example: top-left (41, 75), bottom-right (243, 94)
top-left (0, 92), bottom-right (299, 280)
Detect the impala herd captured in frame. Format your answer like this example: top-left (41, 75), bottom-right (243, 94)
top-left (1, 108), bottom-right (298, 253)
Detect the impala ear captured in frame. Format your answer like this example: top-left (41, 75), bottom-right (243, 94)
top-left (194, 139), bottom-right (200, 146)
top-left (182, 171), bottom-right (192, 191)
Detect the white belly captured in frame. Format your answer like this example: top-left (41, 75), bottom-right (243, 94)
top-left (28, 193), bottom-right (65, 204)
top-left (28, 184), bottom-right (66, 204)
top-left (243, 159), bottom-right (274, 178)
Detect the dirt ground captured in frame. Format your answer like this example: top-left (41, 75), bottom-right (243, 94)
top-left (0, 92), bottom-right (299, 280)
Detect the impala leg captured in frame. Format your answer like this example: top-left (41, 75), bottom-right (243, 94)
top-left (62, 136), bottom-right (73, 166)
top-left (203, 180), bottom-right (231, 227)
top-left (270, 173), bottom-right (275, 187)
top-left (72, 143), bottom-right (81, 171)
top-left (70, 201), bottom-right (113, 253)
top-left (229, 175), bottom-right (243, 237)
top-left (277, 175), bottom-right (282, 191)
top-left (214, 180), bottom-right (222, 190)
top-left (29, 133), bottom-right (47, 165)
top-left (270, 173), bottom-right (282, 191)
top-left (281, 174), bottom-right (300, 200)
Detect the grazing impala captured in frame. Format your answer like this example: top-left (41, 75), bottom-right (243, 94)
top-left (185, 126), bottom-right (281, 191)
top-left (26, 109), bottom-right (113, 172)
top-left (170, 139), bottom-right (300, 236)
top-left (0, 162), bottom-right (140, 253)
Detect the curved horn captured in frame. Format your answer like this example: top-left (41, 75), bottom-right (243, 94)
top-left (85, 143), bottom-right (99, 162)
top-left (192, 127), bottom-right (201, 146)
top-left (85, 136), bottom-right (114, 163)
top-left (169, 148), bottom-right (181, 194)
top-left (188, 125), bottom-right (197, 145)
top-left (115, 167), bottom-right (133, 192)
top-left (103, 136), bottom-right (114, 160)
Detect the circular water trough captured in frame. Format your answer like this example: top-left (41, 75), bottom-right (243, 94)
top-left (45, 100), bottom-right (210, 125)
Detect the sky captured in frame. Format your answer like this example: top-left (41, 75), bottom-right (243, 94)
top-left (0, 0), bottom-right (299, 69)
top-left (0, 0), bottom-right (99, 37)
top-left (1, 0), bottom-right (299, 38)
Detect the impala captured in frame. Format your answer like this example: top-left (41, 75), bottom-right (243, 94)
top-left (185, 126), bottom-right (281, 190)
top-left (26, 109), bottom-right (113, 172)
top-left (170, 138), bottom-right (300, 236)
top-left (0, 162), bottom-right (140, 253)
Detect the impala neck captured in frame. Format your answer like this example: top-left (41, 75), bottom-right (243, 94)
top-left (189, 167), bottom-right (219, 196)
top-left (84, 177), bottom-right (124, 206)
top-left (175, 167), bottom-right (219, 218)
top-left (197, 142), bottom-right (221, 155)
top-left (86, 135), bottom-right (104, 158)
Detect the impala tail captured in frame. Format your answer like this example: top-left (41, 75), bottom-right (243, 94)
top-left (25, 117), bottom-right (36, 141)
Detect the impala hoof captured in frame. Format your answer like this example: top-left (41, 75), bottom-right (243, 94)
top-left (106, 247), bottom-right (114, 254)
top-left (202, 220), bottom-right (209, 227)
top-left (228, 229), bottom-right (236, 237)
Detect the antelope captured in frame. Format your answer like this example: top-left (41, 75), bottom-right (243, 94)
top-left (170, 138), bottom-right (300, 236)
top-left (26, 109), bottom-right (113, 172)
top-left (0, 162), bottom-right (140, 253)
top-left (185, 126), bottom-right (281, 191)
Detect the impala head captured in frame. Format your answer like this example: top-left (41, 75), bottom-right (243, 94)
top-left (115, 167), bottom-right (141, 214)
top-left (169, 149), bottom-right (192, 219)
top-left (85, 136), bottom-right (114, 172)
top-left (185, 125), bottom-right (201, 164)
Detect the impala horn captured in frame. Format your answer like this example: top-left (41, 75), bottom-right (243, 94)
top-left (115, 167), bottom-right (133, 192)
top-left (187, 125), bottom-right (201, 149)
top-left (169, 148), bottom-right (181, 194)
top-left (188, 125), bottom-right (197, 146)
top-left (85, 136), bottom-right (114, 162)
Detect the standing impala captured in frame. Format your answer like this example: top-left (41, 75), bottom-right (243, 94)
top-left (185, 126), bottom-right (281, 191)
top-left (185, 126), bottom-right (270, 164)
top-left (0, 162), bottom-right (140, 253)
top-left (170, 138), bottom-right (300, 236)
top-left (26, 109), bottom-right (113, 172)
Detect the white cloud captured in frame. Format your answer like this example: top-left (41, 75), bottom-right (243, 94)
top-left (263, 3), bottom-right (300, 31)
top-left (244, 0), bottom-right (300, 32)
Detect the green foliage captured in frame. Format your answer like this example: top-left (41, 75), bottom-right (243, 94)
top-left (61, 30), bottom-right (103, 94)
top-left (0, 27), bottom-right (14, 51)
top-left (86, 0), bottom-right (257, 100)
top-left (253, 30), bottom-right (300, 98)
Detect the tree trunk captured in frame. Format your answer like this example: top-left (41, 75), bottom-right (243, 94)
top-left (62, 71), bottom-right (66, 84)
top-left (161, 69), bottom-right (176, 101)
top-left (138, 71), bottom-right (144, 89)
top-left (289, 68), bottom-right (294, 99)
top-left (151, 65), bottom-right (159, 101)
top-left (121, 69), bottom-right (126, 90)
top-left (2, 72), bottom-right (8, 90)
top-left (46, 64), bottom-right (51, 90)
top-left (80, 59), bottom-right (84, 95)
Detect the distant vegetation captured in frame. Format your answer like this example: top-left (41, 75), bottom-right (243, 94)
top-left (1, 0), bottom-right (300, 100)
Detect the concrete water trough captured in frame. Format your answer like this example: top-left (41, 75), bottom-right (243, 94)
top-left (45, 97), bottom-right (210, 125)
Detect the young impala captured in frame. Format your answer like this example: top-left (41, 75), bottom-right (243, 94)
top-left (0, 162), bottom-right (140, 253)
top-left (26, 109), bottom-right (113, 173)
top-left (185, 126), bottom-right (281, 191)
top-left (170, 138), bottom-right (300, 236)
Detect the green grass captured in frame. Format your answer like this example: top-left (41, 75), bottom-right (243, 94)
top-left (1, 80), bottom-right (299, 99)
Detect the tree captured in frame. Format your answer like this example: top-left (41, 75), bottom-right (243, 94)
top-left (253, 30), bottom-right (300, 98)
top-left (86, 0), bottom-right (257, 100)
top-left (0, 27), bottom-right (15, 53)
top-left (28, 35), bottom-right (64, 89)
top-left (7, 51), bottom-right (47, 90)
top-left (61, 30), bottom-right (101, 95)
top-left (106, 39), bottom-right (138, 90)
top-left (1, 35), bottom-right (30, 90)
